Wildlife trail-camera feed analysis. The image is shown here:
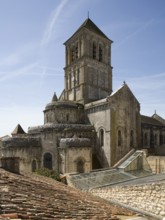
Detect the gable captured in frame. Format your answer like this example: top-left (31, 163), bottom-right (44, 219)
top-left (107, 83), bottom-right (140, 108)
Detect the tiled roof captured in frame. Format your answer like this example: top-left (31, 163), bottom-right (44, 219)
top-left (0, 168), bottom-right (134, 219)
top-left (64, 18), bottom-right (112, 44)
top-left (141, 115), bottom-right (165, 127)
top-left (11, 124), bottom-right (25, 135)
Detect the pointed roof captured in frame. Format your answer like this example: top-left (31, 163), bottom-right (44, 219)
top-left (64, 18), bottom-right (112, 44)
top-left (11, 124), bottom-right (25, 135)
top-left (51, 92), bottom-right (58, 102)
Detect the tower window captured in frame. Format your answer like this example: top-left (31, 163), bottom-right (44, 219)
top-left (99, 44), bottom-right (103, 62)
top-left (130, 130), bottom-right (134, 147)
top-left (118, 130), bottom-right (122, 146)
top-left (69, 74), bottom-right (71, 89)
top-left (99, 129), bottom-right (104, 147)
top-left (93, 42), bottom-right (96, 59)
top-left (75, 42), bottom-right (78, 59)
top-left (66, 76), bottom-right (68, 90)
top-left (76, 69), bottom-right (80, 85)
top-left (71, 48), bottom-right (75, 62)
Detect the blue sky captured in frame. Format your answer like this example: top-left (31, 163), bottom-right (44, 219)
top-left (0, 0), bottom-right (165, 136)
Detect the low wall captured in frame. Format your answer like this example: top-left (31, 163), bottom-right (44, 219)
top-left (147, 156), bottom-right (165, 173)
top-left (91, 182), bottom-right (165, 218)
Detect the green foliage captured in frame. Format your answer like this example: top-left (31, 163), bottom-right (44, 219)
top-left (35, 168), bottom-right (60, 181)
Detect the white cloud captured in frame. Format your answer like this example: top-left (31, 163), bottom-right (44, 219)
top-left (115, 19), bottom-right (155, 47)
top-left (0, 62), bottom-right (38, 82)
top-left (41, 0), bottom-right (69, 47)
top-left (0, 54), bottom-right (20, 66)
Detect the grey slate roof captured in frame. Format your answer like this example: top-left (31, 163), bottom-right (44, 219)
top-left (141, 115), bottom-right (165, 127)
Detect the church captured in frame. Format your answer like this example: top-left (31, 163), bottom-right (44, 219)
top-left (1, 18), bottom-right (165, 174)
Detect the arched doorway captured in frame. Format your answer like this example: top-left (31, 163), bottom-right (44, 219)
top-left (32, 160), bottom-right (37, 172)
top-left (77, 159), bottom-right (84, 173)
top-left (43, 153), bottom-right (52, 170)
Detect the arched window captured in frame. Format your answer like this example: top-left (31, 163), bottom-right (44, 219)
top-left (77, 159), bottom-right (84, 173)
top-left (75, 42), bottom-right (78, 59)
top-left (69, 74), bottom-right (71, 89)
top-left (66, 76), bottom-right (68, 90)
top-left (144, 133), bottom-right (148, 146)
top-left (160, 134), bottom-right (163, 145)
top-left (71, 50), bottom-right (74, 62)
top-left (99, 129), bottom-right (104, 147)
top-left (93, 42), bottom-right (96, 59)
top-left (76, 69), bottom-right (80, 85)
top-left (130, 130), bottom-right (134, 147)
top-left (118, 130), bottom-right (122, 146)
top-left (66, 113), bottom-right (69, 122)
top-left (154, 134), bottom-right (158, 147)
top-left (32, 160), bottom-right (37, 172)
top-left (43, 153), bottom-right (52, 170)
top-left (150, 134), bottom-right (154, 148)
top-left (99, 44), bottom-right (103, 62)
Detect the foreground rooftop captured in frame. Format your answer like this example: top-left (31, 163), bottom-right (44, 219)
top-left (0, 168), bottom-right (134, 220)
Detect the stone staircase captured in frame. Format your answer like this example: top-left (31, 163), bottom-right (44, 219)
top-left (0, 168), bottom-right (134, 219)
top-left (67, 151), bottom-right (153, 191)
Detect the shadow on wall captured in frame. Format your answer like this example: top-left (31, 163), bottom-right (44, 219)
top-left (1, 157), bottom-right (20, 174)
top-left (155, 145), bottom-right (165, 156)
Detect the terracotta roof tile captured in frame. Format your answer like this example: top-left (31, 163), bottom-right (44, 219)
top-left (0, 169), bottom-right (134, 219)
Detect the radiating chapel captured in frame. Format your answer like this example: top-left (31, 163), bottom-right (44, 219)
top-left (1, 18), bottom-right (165, 174)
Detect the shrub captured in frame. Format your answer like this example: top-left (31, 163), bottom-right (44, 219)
top-left (35, 168), bottom-right (60, 181)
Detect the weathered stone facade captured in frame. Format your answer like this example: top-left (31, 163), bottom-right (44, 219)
top-left (64, 19), bottom-right (113, 105)
top-left (85, 83), bottom-right (141, 166)
top-left (1, 18), bottom-right (165, 175)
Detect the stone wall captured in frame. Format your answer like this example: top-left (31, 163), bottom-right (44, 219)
top-left (1, 157), bottom-right (20, 173)
top-left (1, 137), bottom-right (41, 173)
top-left (147, 156), bottom-right (165, 173)
top-left (59, 138), bottom-right (92, 173)
top-left (91, 182), bottom-right (165, 217)
top-left (85, 100), bottom-right (111, 167)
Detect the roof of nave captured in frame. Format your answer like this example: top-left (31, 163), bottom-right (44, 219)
top-left (64, 18), bottom-right (113, 44)
top-left (0, 168), bottom-right (133, 219)
top-left (1, 136), bottom-right (41, 148)
top-left (141, 115), bottom-right (165, 127)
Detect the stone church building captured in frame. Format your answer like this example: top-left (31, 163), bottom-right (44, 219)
top-left (1, 18), bottom-right (165, 174)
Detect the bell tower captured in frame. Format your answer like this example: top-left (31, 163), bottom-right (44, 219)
top-left (64, 18), bottom-right (113, 104)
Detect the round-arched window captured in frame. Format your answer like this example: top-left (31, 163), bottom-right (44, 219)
top-left (43, 153), bottom-right (52, 170)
